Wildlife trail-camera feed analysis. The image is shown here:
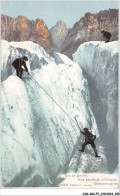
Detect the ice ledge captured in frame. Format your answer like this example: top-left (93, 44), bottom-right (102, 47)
top-left (73, 41), bottom-right (119, 58)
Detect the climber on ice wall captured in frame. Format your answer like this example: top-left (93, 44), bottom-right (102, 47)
top-left (74, 116), bottom-right (100, 158)
top-left (12, 56), bottom-right (29, 79)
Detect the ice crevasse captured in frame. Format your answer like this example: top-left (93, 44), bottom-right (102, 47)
top-left (1, 40), bottom-right (118, 187)
top-left (73, 41), bottom-right (119, 174)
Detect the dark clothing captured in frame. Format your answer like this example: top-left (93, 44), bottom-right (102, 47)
top-left (74, 117), bottom-right (100, 157)
top-left (12, 58), bottom-right (28, 79)
top-left (80, 129), bottom-right (96, 143)
top-left (101, 30), bottom-right (112, 42)
top-left (80, 129), bottom-right (99, 157)
top-left (82, 141), bottom-right (95, 149)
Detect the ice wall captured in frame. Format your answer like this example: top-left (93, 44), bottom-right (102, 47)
top-left (1, 40), bottom-right (54, 82)
top-left (1, 40), bottom-right (106, 187)
top-left (73, 41), bottom-right (118, 172)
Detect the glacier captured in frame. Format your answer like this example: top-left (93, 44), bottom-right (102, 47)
top-left (73, 41), bottom-right (118, 173)
top-left (1, 40), bottom-right (117, 187)
top-left (1, 40), bottom-right (54, 82)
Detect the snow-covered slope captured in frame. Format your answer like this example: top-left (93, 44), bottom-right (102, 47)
top-left (73, 41), bottom-right (118, 173)
top-left (1, 40), bottom-right (107, 187)
top-left (1, 40), bottom-right (54, 82)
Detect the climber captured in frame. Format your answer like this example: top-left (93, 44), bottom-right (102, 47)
top-left (74, 117), bottom-right (100, 158)
top-left (12, 56), bottom-right (29, 79)
top-left (101, 30), bottom-right (112, 42)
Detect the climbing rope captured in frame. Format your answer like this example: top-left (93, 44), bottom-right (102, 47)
top-left (29, 73), bottom-right (79, 127)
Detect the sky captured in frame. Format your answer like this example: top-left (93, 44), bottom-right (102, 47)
top-left (1, 1), bottom-right (118, 29)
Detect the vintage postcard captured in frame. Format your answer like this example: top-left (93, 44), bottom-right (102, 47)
top-left (0, 0), bottom-right (119, 194)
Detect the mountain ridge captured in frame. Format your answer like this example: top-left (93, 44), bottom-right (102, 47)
top-left (61, 9), bottom-right (118, 58)
top-left (49, 21), bottom-right (68, 49)
top-left (1, 14), bottom-right (54, 55)
top-left (1, 8), bottom-right (118, 58)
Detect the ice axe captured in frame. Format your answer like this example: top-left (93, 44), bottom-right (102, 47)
top-left (74, 116), bottom-right (82, 134)
top-left (74, 116), bottom-right (84, 145)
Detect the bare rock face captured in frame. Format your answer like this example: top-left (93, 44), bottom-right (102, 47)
top-left (1, 9), bottom-right (118, 58)
top-left (50, 21), bottom-right (68, 49)
top-left (61, 9), bottom-right (118, 59)
top-left (1, 15), bottom-right (53, 55)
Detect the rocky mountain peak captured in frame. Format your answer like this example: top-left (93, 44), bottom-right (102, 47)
top-left (1, 14), bottom-right (53, 55)
top-left (61, 9), bottom-right (118, 59)
top-left (50, 21), bottom-right (68, 49)
top-left (1, 9), bottom-right (118, 58)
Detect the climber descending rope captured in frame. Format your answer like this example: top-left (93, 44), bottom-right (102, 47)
top-left (74, 116), bottom-right (100, 158)
top-left (29, 73), bottom-right (100, 158)
top-left (11, 53), bottom-right (100, 158)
